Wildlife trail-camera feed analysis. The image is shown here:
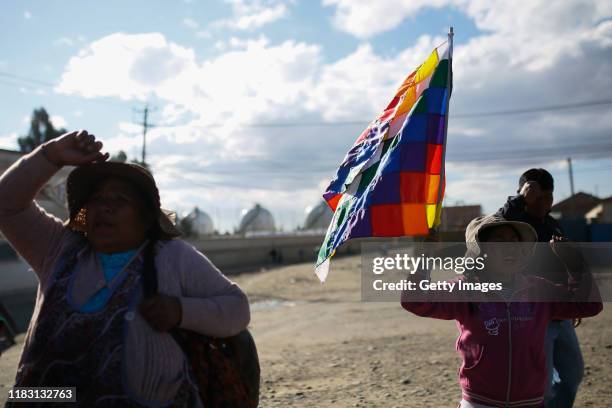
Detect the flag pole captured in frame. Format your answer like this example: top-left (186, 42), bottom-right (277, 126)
top-left (431, 26), bottom-right (453, 238)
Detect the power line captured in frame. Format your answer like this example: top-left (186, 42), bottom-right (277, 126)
top-left (576, 165), bottom-right (612, 173)
top-left (152, 142), bottom-right (612, 180)
top-left (0, 71), bottom-right (128, 108)
top-left (0, 71), bottom-right (56, 88)
top-left (446, 142), bottom-right (612, 163)
top-left (452, 99), bottom-right (612, 118)
top-left (154, 98), bottom-right (612, 128)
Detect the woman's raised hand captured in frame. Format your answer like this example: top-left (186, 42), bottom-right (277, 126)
top-left (42, 130), bottom-right (110, 166)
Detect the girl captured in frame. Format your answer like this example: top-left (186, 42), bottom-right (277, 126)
top-left (401, 214), bottom-right (602, 408)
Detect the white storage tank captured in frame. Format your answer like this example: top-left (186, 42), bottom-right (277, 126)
top-left (303, 201), bottom-right (333, 231)
top-left (238, 203), bottom-right (275, 233)
top-left (185, 206), bottom-right (214, 236)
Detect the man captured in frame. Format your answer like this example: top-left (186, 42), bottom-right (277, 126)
top-left (496, 168), bottom-right (584, 407)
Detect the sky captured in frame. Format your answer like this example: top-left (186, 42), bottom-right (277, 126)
top-left (1, 0), bottom-right (611, 233)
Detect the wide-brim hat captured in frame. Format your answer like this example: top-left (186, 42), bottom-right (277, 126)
top-left (63, 161), bottom-right (181, 239)
top-left (465, 214), bottom-right (537, 261)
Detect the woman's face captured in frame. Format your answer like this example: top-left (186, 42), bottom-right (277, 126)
top-left (84, 178), bottom-right (152, 253)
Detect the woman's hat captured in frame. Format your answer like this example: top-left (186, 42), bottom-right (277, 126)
top-left (63, 161), bottom-right (181, 239)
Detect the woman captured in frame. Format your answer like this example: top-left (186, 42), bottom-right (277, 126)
top-left (401, 214), bottom-right (602, 408)
top-left (0, 130), bottom-right (251, 407)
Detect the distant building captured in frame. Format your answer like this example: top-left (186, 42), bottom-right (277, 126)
top-left (439, 205), bottom-right (482, 232)
top-left (585, 197), bottom-right (612, 224)
top-left (550, 192), bottom-right (601, 220)
top-left (238, 203), bottom-right (276, 234)
top-left (303, 201), bottom-right (333, 231)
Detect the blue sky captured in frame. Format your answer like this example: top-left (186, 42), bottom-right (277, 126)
top-left (1, 0), bottom-right (611, 232)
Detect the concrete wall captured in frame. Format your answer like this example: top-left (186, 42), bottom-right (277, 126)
top-left (187, 233), bottom-right (362, 274)
top-left (185, 232), bottom-right (465, 274)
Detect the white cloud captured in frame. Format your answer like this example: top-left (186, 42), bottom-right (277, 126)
top-left (56, 33), bottom-right (197, 101)
top-left (213, 40), bottom-right (226, 51)
top-left (183, 18), bottom-right (199, 29)
top-left (23, 11), bottom-right (32, 19)
top-left (54, 0), bottom-right (612, 229)
top-left (0, 132), bottom-right (18, 150)
top-left (446, 175), bottom-right (513, 206)
top-left (323, 0), bottom-right (453, 38)
top-left (117, 121), bottom-right (142, 134)
top-left (101, 126), bottom-right (143, 158)
top-left (50, 115), bottom-right (67, 129)
top-left (57, 33), bottom-right (321, 149)
top-left (324, 0), bottom-right (612, 44)
top-left (53, 36), bottom-right (86, 47)
top-left (213, 0), bottom-right (288, 31)
top-left (54, 37), bottom-right (75, 47)
top-left (309, 35), bottom-right (444, 120)
top-left (196, 30), bottom-right (212, 38)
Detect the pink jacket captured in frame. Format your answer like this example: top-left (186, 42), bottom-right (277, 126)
top-left (402, 273), bottom-right (601, 407)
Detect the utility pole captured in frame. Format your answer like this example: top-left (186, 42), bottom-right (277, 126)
top-left (134, 104), bottom-right (155, 166)
top-left (567, 157), bottom-right (575, 196)
top-left (567, 157), bottom-right (576, 219)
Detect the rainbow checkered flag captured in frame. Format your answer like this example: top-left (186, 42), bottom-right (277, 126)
top-left (316, 29), bottom-right (454, 282)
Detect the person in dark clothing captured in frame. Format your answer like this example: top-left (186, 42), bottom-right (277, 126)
top-left (496, 168), bottom-right (585, 407)
top-left (497, 169), bottom-right (562, 243)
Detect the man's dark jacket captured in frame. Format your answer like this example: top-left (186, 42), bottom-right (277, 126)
top-left (496, 194), bottom-right (566, 284)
